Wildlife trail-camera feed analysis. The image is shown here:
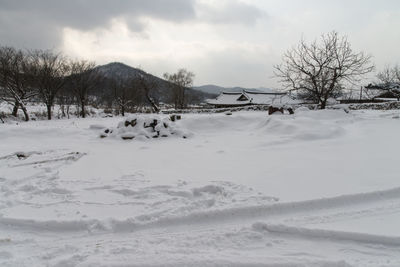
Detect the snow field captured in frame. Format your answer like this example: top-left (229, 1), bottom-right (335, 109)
top-left (1, 109), bottom-right (400, 266)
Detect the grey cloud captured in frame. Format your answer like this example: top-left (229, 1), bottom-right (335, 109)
top-left (0, 0), bottom-right (197, 48)
top-left (196, 1), bottom-right (267, 26)
top-left (192, 47), bottom-right (274, 88)
top-left (0, 0), bottom-right (197, 28)
top-left (0, 9), bottom-right (60, 49)
top-left (0, 0), bottom-right (267, 50)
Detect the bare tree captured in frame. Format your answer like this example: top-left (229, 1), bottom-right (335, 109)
top-left (56, 83), bottom-right (75, 119)
top-left (68, 60), bottom-right (102, 118)
top-left (274, 31), bottom-right (374, 109)
top-left (163, 69), bottom-right (194, 109)
top-left (29, 50), bottom-right (69, 120)
top-left (0, 46), bottom-right (36, 121)
top-left (112, 72), bottom-right (160, 114)
top-left (136, 74), bottom-right (160, 113)
top-left (374, 65), bottom-right (400, 100)
top-left (112, 78), bottom-right (136, 116)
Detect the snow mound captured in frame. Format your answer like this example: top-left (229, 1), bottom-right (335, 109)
top-left (192, 184), bottom-right (225, 196)
top-left (100, 115), bottom-right (192, 140)
top-left (257, 109), bottom-right (349, 142)
top-left (295, 106), bottom-right (310, 113)
top-left (295, 109), bottom-right (349, 120)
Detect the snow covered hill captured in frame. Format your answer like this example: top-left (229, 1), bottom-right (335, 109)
top-left (0, 109), bottom-right (400, 266)
top-left (95, 62), bottom-right (217, 103)
top-left (96, 62), bottom-right (156, 81)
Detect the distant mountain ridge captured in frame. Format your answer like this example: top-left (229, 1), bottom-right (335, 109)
top-left (96, 62), bottom-right (162, 83)
top-left (94, 62), bottom-right (217, 104)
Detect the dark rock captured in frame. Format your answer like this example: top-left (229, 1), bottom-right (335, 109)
top-left (144, 119), bottom-right (158, 130)
top-left (121, 135), bottom-right (135, 140)
top-left (170, 114), bottom-right (182, 121)
top-left (124, 119), bottom-right (137, 127)
top-left (16, 153), bottom-right (27, 159)
top-left (268, 106), bottom-right (284, 115)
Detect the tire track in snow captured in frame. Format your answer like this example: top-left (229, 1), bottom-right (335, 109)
top-left (10, 152), bottom-right (85, 167)
top-left (104, 260), bottom-right (353, 267)
top-left (1, 186), bottom-right (400, 234)
top-left (252, 223), bottom-right (400, 247)
top-left (110, 185), bottom-right (400, 233)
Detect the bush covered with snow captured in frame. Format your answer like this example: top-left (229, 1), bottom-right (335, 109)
top-left (100, 115), bottom-right (192, 140)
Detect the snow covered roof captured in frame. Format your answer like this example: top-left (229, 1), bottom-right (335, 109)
top-left (206, 90), bottom-right (300, 107)
top-left (207, 92), bottom-right (249, 106)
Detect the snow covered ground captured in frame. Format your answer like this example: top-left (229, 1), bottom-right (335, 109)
top-left (1, 108), bottom-right (400, 266)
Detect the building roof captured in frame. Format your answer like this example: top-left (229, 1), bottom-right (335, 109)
top-left (207, 92), bottom-right (250, 106)
top-left (207, 90), bottom-right (301, 106)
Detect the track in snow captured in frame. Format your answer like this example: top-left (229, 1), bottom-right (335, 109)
top-left (1, 184), bottom-right (400, 237)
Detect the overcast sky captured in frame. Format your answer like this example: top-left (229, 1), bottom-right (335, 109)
top-left (1, 0), bottom-right (399, 88)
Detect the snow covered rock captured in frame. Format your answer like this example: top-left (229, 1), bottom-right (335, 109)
top-left (101, 115), bottom-right (192, 140)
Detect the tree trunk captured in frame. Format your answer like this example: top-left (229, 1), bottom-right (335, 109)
top-left (66, 105), bottom-right (70, 119)
top-left (20, 104), bottom-right (30, 121)
top-left (174, 95), bottom-right (178, 110)
top-left (47, 105), bottom-right (52, 120)
top-left (121, 105), bottom-right (125, 117)
top-left (12, 101), bottom-right (19, 117)
top-left (146, 94), bottom-right (160, 113)
top-left (181, 88), bottom-right (185, 109)
top-left (320, 100), bottom-right (327, 109)
top-left (60, 105), bottom-right (66, 118)
top-left (81, 102), bottom-right (86, 118)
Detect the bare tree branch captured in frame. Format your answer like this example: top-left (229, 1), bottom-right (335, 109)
top-left (163, 69), bottom-right (194, 109)
top-left (274, 31), bottom-right (374, 109)
top-left (0, 46), bottom-right (35, 121)
top-left (28, 50), bottom-right (69, 120)
top-left (68, 60), bottom-right (102, 118)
